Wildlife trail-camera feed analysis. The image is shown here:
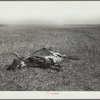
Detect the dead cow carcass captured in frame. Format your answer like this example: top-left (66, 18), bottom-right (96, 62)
top-left (6, 47), bottom-right (79, 71)
top-left (6, 48), bottom-right (65, 71)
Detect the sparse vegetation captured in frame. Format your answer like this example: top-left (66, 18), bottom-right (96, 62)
top-left (0, 24), bottom-right (100, 91)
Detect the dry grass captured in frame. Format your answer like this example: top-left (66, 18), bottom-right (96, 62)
top-left (0, 24), bottom-right (100, 91)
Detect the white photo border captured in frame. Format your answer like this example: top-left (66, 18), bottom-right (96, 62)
top-left (0, 1), bottom-right (100, 99)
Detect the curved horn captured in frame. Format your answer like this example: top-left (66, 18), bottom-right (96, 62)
top-left (11, 52), bottom-right (20, 58)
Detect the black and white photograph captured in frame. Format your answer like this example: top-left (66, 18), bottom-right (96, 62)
top-left (0, 1), bottom-right (100, 98)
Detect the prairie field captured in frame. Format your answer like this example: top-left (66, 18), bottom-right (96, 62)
top-left (0, 24), bottom-right (100, 91)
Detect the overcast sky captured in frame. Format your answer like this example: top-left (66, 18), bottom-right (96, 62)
top-left (0, 1), bottom-right (100, 24)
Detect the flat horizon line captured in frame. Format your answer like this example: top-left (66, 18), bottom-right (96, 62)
top-left (0, 24), bottom-right (100, 25)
